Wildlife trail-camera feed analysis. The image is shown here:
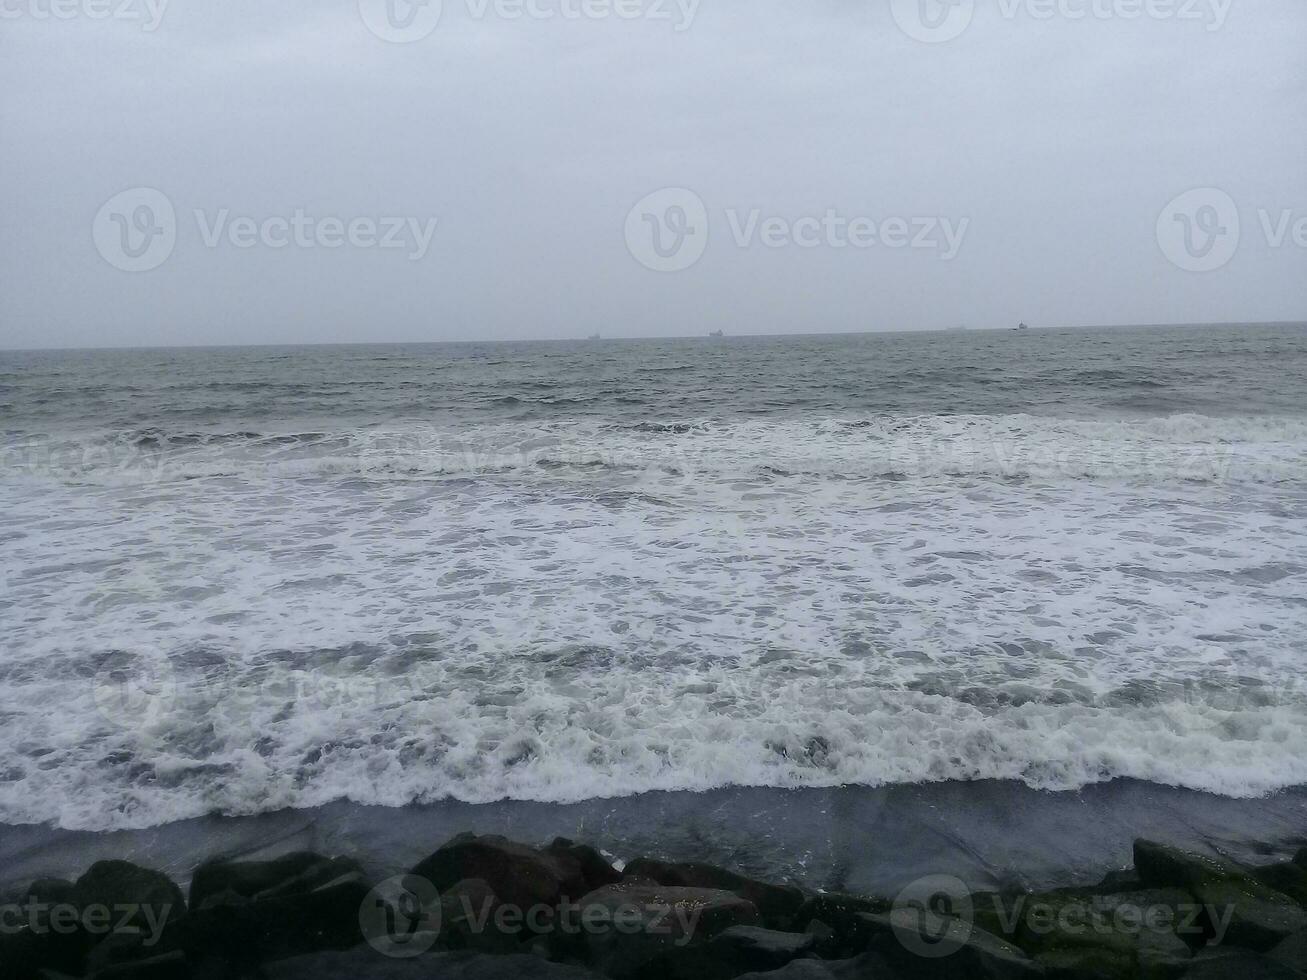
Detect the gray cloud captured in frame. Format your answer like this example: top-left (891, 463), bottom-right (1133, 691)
top-left (1, 0), bottom-right (1304, 348)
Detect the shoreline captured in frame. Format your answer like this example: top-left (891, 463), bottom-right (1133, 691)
top-left (4, 787), bottom-right (1307, 978)
top-left (5, 778), bottom-right (1305, 899)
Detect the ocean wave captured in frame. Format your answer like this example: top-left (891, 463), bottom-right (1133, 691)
top-left (3, 413), bottom-right (1306, 487)
top-left (1, 657), bottom-right (1303, 830)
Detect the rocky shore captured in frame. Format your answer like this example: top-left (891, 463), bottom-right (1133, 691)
top-left (4, 832), bottom-right (1306, 979)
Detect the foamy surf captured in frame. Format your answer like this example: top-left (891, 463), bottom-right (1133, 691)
top-left (2, 327), bottom-right (1306, 831)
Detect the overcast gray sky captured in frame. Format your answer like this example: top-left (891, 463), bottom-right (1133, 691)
top-left (1, 0), bottom-right (1304, 348)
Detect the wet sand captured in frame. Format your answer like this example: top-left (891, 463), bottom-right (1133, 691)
top-left (3, 778), bottom-right (1304, 899)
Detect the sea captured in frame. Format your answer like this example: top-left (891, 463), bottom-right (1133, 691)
top-left (2, 323), bottom-right (1306, 877)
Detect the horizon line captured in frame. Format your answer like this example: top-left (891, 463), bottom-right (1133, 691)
top-left (3, 319), bottom-right (1305, 355)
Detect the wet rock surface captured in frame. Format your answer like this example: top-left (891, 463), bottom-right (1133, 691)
top-left (4, 835), bottom-right (1307, 978)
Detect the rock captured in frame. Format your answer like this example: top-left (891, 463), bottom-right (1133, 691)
top-left (624, 858), bottom-right (805, 928)
top-left (1196, 879), bottom-right (1307, 952)
top-left (263, 946), bottom-right (606, 978)
top-left (735, 954), bottom-right (910, 978)
top-left (577, 881), bottom-right (759, 979)
top-left (545, 839), bottom-right (623, 893)
top-left (1267, 931), bottom-right (1307, 975)
top-left (83, 930), bottom-right (173, 977)
top-left (1133, 841), bottom-right (1307, 951)
top-left (25, 878), bottom-right (77, 907)
top-left (1033, 946), bottom-right (1135, 979)
top-left (858, 907), bottom-right (1043, 979)
top-left (1004, 886), bottom-right (1197, 978)
top-left (1092, 870), bottom-right (1144, 894)
top-left (659, 925), bottom-right (818, 980)
top-left (0, 928), bottom-right (84, 980)
top-left (438, 879), bottom-right (522, 954)
top-left (410, 834), bottom-right (594, 911)
top-left (73, 861), bottom-right (186, 937)
top-left (1134, 841), bottom-right (1240, 891)
top-left (179, 869), bottom-right (371, 969)
top-left (90, 950), bottom-right (189, 979)
top-left (1180, 948), bottom-right (1303, 978)
top-left (188, 852), bottom-right (362, 909)
top-left (791, 892), bottom-right (891, 957)
top-left (711, 924), bottom-right (817, 965)
top-left (1253, 861), bottom-right (1307, 908)
top-left (711, 930), bottom-right (810, 977)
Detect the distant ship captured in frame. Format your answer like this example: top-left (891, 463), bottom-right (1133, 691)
top-left (945, 325), bottom-right (967, 332)
top-left (708, 330), bottom-right (724, 337)
top-left (587, 333), bottom-right (601, 340)
top-left (1017, 322), bottom-right (1030, 331)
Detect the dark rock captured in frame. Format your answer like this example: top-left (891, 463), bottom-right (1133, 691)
top-left (735, 954), bottom-right (911, 978)
top-left (73, 861), bottom-right (186, 937)
top-left (189, 852), bottom-right (362, 910)
top-left (1033, 946), bottom-right (1134, 979)
top-left (791, 892), bottom-right (891, 957)
top-left (0, 928), bottom-right (85, 980)
top-left (84, 930), bottom-right (172, 976)
top-left (624, 858), bottom-right (805, 929)
top-left (410, 834), bottom-right (593, 911)
top-left (546, 838), bottom-right (623, 893)
top-left (25, 878), bottom-right (77, 907)
top-left (707, 926), bottom-right (816, 974)
top-left (1267, 931), bottom-right (1307, 975)
top-left (263, 946), bottom-right (606, 978)
top-left (1253, 861), bottom-right (1307, 908)
top-left (1092, 870), bottom-right (1143, 894)
top-left (1005, 886), bottom-right (1197, 977)
top-left (437, 879), bottom-right (522, 954)
top-left (90, 950), bottom-right (189, 980)
top-left (1196, 879), bottom-right (1307, 952)
top-left (1133, 840), bottom-right (1307, 951)
top-left (859, 907), bottom-right (1043, 978)
top-left (179, 869), bottom-right (371, 968)
top-left (1180, 948), bottom-right (1303, 979)
top-left (577, 881), bottom-right (758, 979)
top-left (657, 925), bottom-right (818, 980)
top-left (1134, 840), bottom-right (1240, 891)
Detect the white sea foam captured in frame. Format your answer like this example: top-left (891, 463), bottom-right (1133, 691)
top-left (2, 412), bottom-right (1306, 830)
